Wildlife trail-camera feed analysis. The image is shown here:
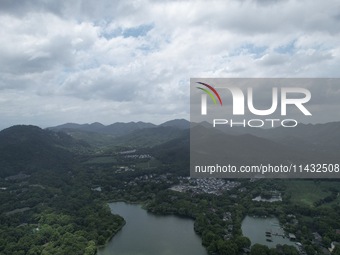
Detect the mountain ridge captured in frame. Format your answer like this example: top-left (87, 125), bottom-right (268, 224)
top-left (47, 119), bottom-right (190, 136)
top-left (1, 120), bottom-right (339, 178)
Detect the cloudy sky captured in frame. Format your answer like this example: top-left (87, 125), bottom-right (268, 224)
top-left (0, 0), bottom-right (340, 129)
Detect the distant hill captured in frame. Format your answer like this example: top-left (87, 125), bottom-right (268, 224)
top-left (190, 125), bottom-right (302, 166)
top-left (47, 120), bottom-right (188, 147)
top-left (189, 123), bottom-right (339, 176)
top-left (210, 121), bottom-right (340, 154)
top-left (46, 120), bottom-right (339, 166)
top-left (150, 129), bottom-right (189, 165)
top-left (193, 120), bottom-right (340, 152)
top-left (48, 122), bottom-right (105, 133)
top-left (1, 120), bottom-right (339, 178)
top-left (0, 125), bottom-right (89, 177)
top-left (49, 121), bottom-right (156, 136)
top-left (159, 119), bottom-right (189, 129)
top-left (48, 119), bottom-right (190, 136)
top-left (263, 122), bottom-right (340, 151)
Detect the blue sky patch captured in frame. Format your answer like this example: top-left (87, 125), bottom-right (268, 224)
top-left (231, 43), bottom-right (267, 59)
top-left (101, 23), bottom-right (154, 40)
top-left (275, 40), bottom-right (296, 54)
top-left (122, 23), bottom-right (154, 38)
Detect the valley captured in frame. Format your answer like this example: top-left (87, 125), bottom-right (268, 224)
top-left (0, 120), bottom-right (340, 255)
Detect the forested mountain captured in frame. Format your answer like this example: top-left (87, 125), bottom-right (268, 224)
top-left (0, 125), bottom-right (123, 255)
top-left (0, 125), bottom-right (89, 178)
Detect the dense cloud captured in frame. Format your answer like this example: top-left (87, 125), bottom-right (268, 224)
top-left (0, 0), bottom-right (339, 128)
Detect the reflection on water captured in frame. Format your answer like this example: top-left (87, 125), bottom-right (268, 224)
top-left (98, 202), bottom-right (207, 255)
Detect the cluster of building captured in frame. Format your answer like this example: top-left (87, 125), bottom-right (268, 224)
top-left (123, 154), bottom-right (152, 159)
top-left (170, 177), bottom-right (240, 195)
top-left (118, 149), bottom-right (137, 154)
top-left (252, 191), bottom-right (282, 202)
top-left (115, 166), bottom-right (135, 173)
top-left (117, 149), bottom-right (152, 159)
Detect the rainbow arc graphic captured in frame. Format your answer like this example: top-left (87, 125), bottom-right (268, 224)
top-left (196, 82), bottom-right (223, 106)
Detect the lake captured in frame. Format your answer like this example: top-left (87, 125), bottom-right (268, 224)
top-left (97, 202), bottom-right (207, 255)
top-left (241, 216), bottom-right (297, 249)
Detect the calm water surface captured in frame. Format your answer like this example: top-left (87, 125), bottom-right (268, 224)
top-left (241, 216), bottom-right (297, 248)
top-left (97, 202), bottom-right (207, 255)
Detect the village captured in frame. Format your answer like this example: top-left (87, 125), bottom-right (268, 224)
top-left (169, 177), bottom-right (241, 195)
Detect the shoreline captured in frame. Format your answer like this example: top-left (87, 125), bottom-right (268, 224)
top-left (96, 219), bottom-right (126, 253)
top-left (95, 200), bottom-right (200, 254)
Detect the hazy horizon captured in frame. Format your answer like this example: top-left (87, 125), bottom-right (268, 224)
top-left (2, 118), bottom-right (340, 132)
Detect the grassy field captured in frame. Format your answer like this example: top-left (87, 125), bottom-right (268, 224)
top-left (285, 180), bottom-right (340, 207)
